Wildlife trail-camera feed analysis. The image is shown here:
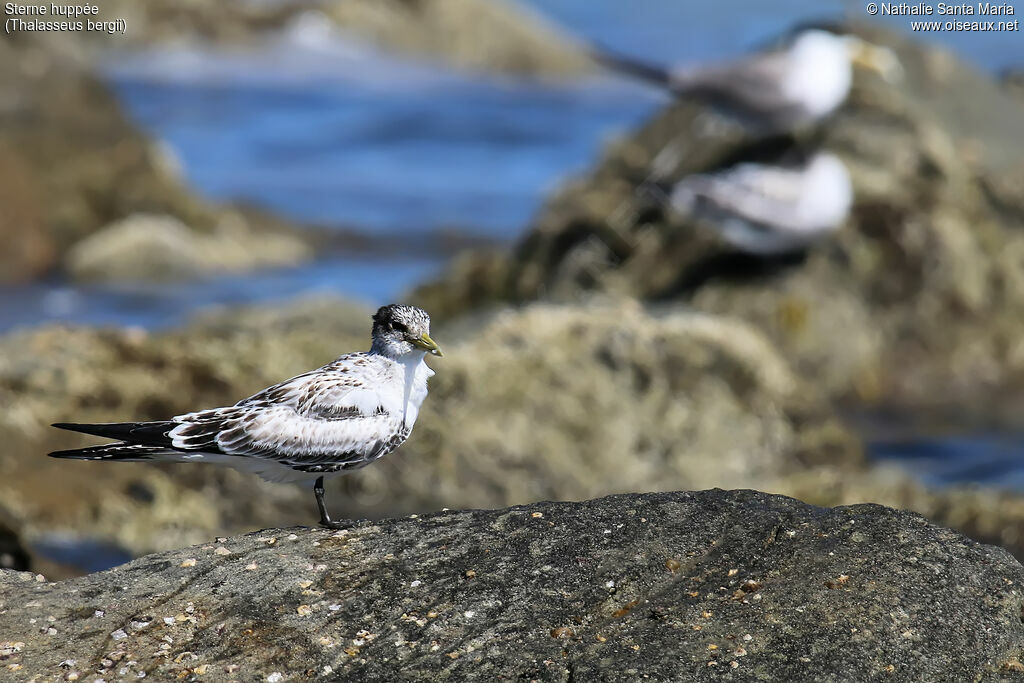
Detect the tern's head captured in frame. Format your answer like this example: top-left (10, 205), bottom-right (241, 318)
top-left (371, 304), bottom-right (442, 359)
top-left (791, 28), bottom-right (903, 83)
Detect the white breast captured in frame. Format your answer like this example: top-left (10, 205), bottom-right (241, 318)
top-left (394, 354), bottom-right (434, 429)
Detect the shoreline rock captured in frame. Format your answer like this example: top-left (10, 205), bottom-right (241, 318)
top-left (0, 33), bottom-right (321, 284)
top-left (1, 490), bottom-right (1022, 681)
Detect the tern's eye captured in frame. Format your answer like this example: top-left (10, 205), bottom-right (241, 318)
top-left (392, 322), bottom-right (408, 334)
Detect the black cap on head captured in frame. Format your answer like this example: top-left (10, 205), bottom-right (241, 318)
top-left (371, 304), bottom-right (431, 336)
top-left (373, 304), bottom-right (401, 326)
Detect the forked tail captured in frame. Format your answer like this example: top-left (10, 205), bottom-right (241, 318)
top-left (49, 421), bottom-right (180, 461)
top-left (48, 443), bottom-right (173, 461)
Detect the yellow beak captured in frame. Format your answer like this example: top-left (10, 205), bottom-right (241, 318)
top-left (848, 37), bottom-right (904, 83)
top-left (411, 333), bottom-right (443, 357)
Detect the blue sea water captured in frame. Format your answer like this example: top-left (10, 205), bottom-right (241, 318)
top-left (107, 67), bottom-right (650, 239)
top-left (871, 434), bottom-right (1024, 489)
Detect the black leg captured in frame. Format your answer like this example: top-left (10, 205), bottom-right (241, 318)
top-left (314, 476), bottom-right (346, 529)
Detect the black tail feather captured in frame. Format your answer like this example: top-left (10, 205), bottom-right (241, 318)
top-left (589, 43), bottom-right (674, 88)
top-left (48, 443), bottom-right (169, 461)
top-left (51, 421), bottom-right (177, 447)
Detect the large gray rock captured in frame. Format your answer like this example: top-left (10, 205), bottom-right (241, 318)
top-left (1, 490), bottom-right (1023, 681)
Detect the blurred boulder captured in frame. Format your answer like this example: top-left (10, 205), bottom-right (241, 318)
top-left (382, 300), bottom-right (859, 517)
top-left (96, 0), bottom-right (593, 77)
top-left (413, 23), bottom-right (1024, 416)
top-left (0, 34), bottom-right (320, 284)
top-left (0, 35), bottom-right (211, 282)
top-left (2, 490), bottom-right (1024, 681)
top-left (66, 212), bottom-right (313, 282)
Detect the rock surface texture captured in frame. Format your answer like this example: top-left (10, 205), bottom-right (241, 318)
top-left (1, 490), bottom-right (1024, 682)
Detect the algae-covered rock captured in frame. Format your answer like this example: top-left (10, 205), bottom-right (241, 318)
top-left (2, 490), bottom-right (1023, 681)
top-left (0, 297), bottom-right (856, 563)
top-left (66, 212), bottom-right (313, 282)
top-left (412, 23), bottom-right (1024, 411)
top-left (376, 300), bottom-right (859, 520)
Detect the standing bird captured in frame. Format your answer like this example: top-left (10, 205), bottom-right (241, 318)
top-left (591, 28), bottom-right (903, 131)
top-left (49, 305), bottom-right (443, 529)
top-left (669, 151), bottom-right (853, 255)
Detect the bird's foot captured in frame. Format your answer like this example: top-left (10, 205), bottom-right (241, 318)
top-left (318, 518), bottom-right (348, 530)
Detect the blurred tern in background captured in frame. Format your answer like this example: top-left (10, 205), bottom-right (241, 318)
top-left (591, 28), bottom-right (903, 131)
top-left (668, 151), bottom-right (853, 255)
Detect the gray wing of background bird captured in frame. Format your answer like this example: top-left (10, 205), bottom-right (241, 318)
top-left (666, 50), bottom-right (801, 119)
top-left (675, 165), bottom-right (801, 226)
top-left (590, 43), bottom-right (802, 125)
top-left (670, 154), bottom-right (852, 255)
